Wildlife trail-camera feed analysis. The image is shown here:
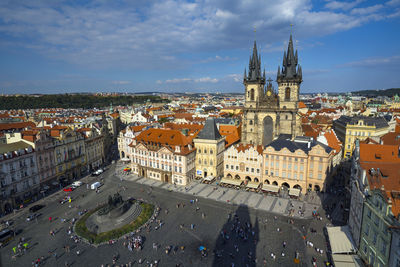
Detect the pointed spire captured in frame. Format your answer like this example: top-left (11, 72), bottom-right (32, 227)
top-left (277, 34), bottom-right (302, 82)
top-left (277, 65), bottom-right (281, 78)
top-left (244, 68), bottom-right (247, 80)
top-left (283, 51), bottom-right (287, 66)
top-left (246, 39), bottom-right (264, 82)
top-left (263, 69), bottom-right (266, 79)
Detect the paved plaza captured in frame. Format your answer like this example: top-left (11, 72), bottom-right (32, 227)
top-left (0, 162), bottom-right (334, 267)
top-left (122, 167), bottom-right (322, 220)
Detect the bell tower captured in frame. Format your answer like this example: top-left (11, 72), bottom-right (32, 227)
top-left (277, 34), bottom-right (302, 109)
top-left (276, 34), bottom-right (302, 138)
top-left (244, 41), bottom-right (266, 109)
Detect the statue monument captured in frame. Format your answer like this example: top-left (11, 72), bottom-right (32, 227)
top-left (86, 192), bottom-right (142, 234)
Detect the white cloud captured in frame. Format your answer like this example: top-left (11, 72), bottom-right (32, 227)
top-left (111, 80), bottom-right (131, 85)
top-left (0, 0), bottom-right (397, 71)
top-left (351, 4), bottom-right (384, 15)
top-left (194, 77), bottom-right (219, 83)
top-left (341, 55), bottom-right (400, 67)
top-left (165, 78), bottom-right (192, 83)
top-left (325, 0), bottom-right (364, 11)
top-left (386, 0), bottom-right (400, 7)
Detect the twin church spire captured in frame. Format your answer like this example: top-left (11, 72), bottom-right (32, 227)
top-left (244, 34), bottom-right (302, 84)
top-left (277, 34), bottom-right (302, 82)
top-left (244, 41), bottom-right (266, 83)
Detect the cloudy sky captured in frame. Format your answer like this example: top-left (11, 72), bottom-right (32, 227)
top-left (0, 0), bottom-right (399, 94)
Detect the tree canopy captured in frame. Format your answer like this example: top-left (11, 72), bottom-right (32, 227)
top-left (0, 94), bottom-right (169, 110)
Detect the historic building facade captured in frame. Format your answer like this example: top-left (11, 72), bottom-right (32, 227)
top-left (262, 137), bottom-right (334, 193)
top-left (129, 128), bottom-right (196, 186)
top-left (241, 35), bottom-right (302, 146)
top-left (0, 142), bottom-right (39, 214)
top-left (224, 144), bottom-right (263, 183)
top-left (194, 118), bottom-right (226, 179)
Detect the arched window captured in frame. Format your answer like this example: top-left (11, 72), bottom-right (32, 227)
top-left (250, 89), bottom-right (255, 101)
top-left (249, 120), bottom-right (253, 125)
top-left (285, 87), bottom-right (290, 101)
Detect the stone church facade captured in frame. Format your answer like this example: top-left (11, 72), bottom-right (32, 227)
top-left (241, 35), bottom-right (303, 146)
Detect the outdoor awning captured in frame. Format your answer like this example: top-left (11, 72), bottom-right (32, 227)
top-left (332, 254), bottom-right (363, 267)
top-left (121, 158), bottom-right (131, 162)
top-left (220, 178), bottom-right (243, 186)
top-left (261, 184), bottom-right (280, 193)
top-left (289, 188), bottom-right (301, 197)
top-left (326, 226), bottom-right (357, 254)
top-left (246, 181), bottom-right (260, 189)
top-left (204, 176), bottom-right (215, 182)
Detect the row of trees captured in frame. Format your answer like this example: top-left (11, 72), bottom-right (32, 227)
top-left (0, 94), bottom-right (169, 110)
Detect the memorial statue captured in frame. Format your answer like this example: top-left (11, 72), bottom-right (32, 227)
top-left (98, 192), bottom-right (125, 215)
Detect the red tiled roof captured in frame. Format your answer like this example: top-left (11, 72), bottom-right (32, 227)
top-left (361, 161), bottom-right (400, 218)
top-left (360, 143), bottom-right (400, 163)
top-left (381, 131), bottom-right (400, 146)
top-left (135, 128), bottom-right (194, 155)
top-left (0, 122), bottom-right (36, 131)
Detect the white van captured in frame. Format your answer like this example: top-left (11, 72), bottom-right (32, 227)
top-left (90, 182), bottom-right (101, 190)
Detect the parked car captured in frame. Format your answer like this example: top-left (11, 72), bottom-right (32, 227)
top-left (59, 197), bottom-right (71, 204)
top-left (71, 181), bottom-right (83, 188)
top-left (26, 213), bottom-right (40, 222)
top-left (63, 187), bottom-right (74, 192)
top-left (92, 169), bottom-right (104, 176)
top-left (29, 204), bottom-right (45, 213)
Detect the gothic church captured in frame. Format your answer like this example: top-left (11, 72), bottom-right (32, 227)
top-left (241, 35), bottom-right (303, 146)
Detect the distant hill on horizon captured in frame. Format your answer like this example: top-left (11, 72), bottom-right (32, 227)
top-left (352, 88), bottom-right (400, 97)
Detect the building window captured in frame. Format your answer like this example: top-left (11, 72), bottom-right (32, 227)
top-left (199, 159), bottom-right (202, 164)
top-left (246, 167), bottom-right (249, 172)
top-left (364, 224), bottom-right (370, 236)
top-left (251, 168), bottom-right (254, 173)
top-left (210, 149), bottom-right (213, 154)
top-left (318, 174), bottom-right (322, 180)
top-left (372, 231), bottom-right (377, 245)
top-left (285, 87), bottom-right (290, 100)
top-left (265, 170), bottom-right (268, 175)
top-left (287, 173), bottom-right (291, 179)
top-left (226, 164), bottom-right (229, 169)
top-left (231, 165), bottom-right (234, 170)
top-left (319, 164), bottom-right (323, 171)
top-left (309, 172), bottom-right (313, 178)
top-left (257, 169), bottom-right (260, 174)
top-left (310, 162), bottom-right (313, 169)
top-left (282, 172), bottom-right (286, 178)
top-left (236, 166), bottom-right (238, 170)
top-left (381, 239), bottom-right (386, 255)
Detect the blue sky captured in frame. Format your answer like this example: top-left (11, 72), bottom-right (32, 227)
top-left (0, 0), bottom-right (399, 94)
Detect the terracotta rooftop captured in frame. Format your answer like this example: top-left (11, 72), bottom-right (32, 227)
top-left (322, 129), bottom-right (342, 153)
top-left (359, 143), bottom-right (400, 163)
top-left (134, 128), bottom-right (194, 155)
top-left (361, 161), bottom-right (400, 218)
top-left (381, 131), bottom-right (400, 146)
top-left (0, 122), bottom-right (36, 131)
top-left (235, 143), bottom-right (263, 155)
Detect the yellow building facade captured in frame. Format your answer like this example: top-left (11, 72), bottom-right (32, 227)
top-left (194, 118), bottom-right (225, 178)
top-left (333, 116), bottom-right (389, 159)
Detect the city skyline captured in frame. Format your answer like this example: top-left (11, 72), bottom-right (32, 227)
top-left (0, 0), bottom-right (399, 94)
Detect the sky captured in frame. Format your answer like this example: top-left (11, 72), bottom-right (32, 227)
top-left (0, 0), bottom-right (399, 94)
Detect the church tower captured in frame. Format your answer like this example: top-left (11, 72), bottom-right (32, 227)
top-left (244, 41), bottom-right (266, 109)
top-left (242, 41), bottom-right (279, 146)
top-left (276, 34), bottom-right (302, 138)
top-left (241, 34), bottom-right (302, 146)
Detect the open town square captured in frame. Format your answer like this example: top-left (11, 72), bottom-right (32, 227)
top-left (0, 161), bottom-right (345, 267)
